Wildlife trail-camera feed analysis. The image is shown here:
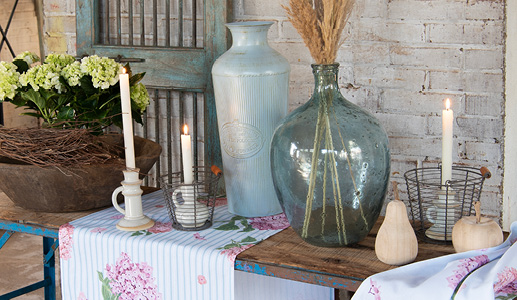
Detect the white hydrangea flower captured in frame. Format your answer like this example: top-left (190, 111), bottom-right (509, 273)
top-left (44, 53), bottom-right (76, 69)
top-left (62, 61), bottom-right (85, 87)
top-left (80, 55), bottom-right (122, 89)
top-left (14, 51), bottom-right (40, 66)
top-left (0, 61), bottom-right (20, 101)
top-left (19, 64), bottom-right (64, 93)
top-left (130, 83), bottom-right (150, 112)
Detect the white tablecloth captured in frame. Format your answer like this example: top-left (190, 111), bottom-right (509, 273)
top-left (59, 191), bottom-right (333, 300)
top-left (352, 222), bottom-right (517, 300)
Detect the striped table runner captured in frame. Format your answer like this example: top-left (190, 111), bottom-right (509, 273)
top-left (59, 190), bottom-right (333, 300)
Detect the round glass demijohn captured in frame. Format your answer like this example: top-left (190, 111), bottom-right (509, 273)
top-left (270, 64), bottom-right (391, 247)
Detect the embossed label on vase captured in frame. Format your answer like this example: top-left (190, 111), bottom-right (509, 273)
top-left (221, 120), bottom-right (264, 159)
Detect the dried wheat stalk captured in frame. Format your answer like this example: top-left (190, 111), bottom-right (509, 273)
top-left (0, 128), bottom-right (123, 167)
top-left (283, 0), bottom-right (355, 64)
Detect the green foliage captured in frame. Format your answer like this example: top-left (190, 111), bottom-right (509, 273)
top-left (97, 271), bottom-right (120, 300)
top-left (1, 52), bottom-right (150, 134)
top-left (217, 236), bottom-right (258, 250)
top-left (214, 215), bottom-right (255, 232)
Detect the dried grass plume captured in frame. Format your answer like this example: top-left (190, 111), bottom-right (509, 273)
top-left (283, 0), bottom-right (355, 64)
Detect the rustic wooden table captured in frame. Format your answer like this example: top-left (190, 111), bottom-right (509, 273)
top-left (0, 190), bottom-right (459, 298)
top-left (236, 218), bottom-right (457, 292)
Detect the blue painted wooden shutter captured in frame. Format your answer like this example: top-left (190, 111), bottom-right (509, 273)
top-left (75, 0), bottom-right (228, 184)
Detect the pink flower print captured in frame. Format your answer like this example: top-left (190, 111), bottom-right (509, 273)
top-left (194, 233), bottom-right (206, 240)
top-left (368, 279), bottom-right (381, 300)
top-left (214, 198), bottom-right (227, 207)
top-left (198, 275), bottom-right (207, 285)
top-left (446, 255), bottom-right (489, 289)
top-left (105, 252), bottom-right (162, 300)
top-left (77, 292), bottom-right (88, 300)
top-left (59, 223), bottom-right (75, 260)
top-left (90, 227), bottom-right (107, 234)
top-left (148, 222), bottom-right (172, 234)
top-left (494, 267), bottom-right (517, 295)
top-left (249, 213), bottom-right (290, 231)
top-left (220, 244), bottom-right (254, 262)
top-left (110, 214), bottom-right (124, 220)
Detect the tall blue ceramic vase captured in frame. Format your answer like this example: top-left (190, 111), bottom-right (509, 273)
top-left (212, 21), bottom-right (290, 217)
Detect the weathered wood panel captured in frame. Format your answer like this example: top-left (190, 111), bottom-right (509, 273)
top-left (236, 218), bottom-right (458, 291)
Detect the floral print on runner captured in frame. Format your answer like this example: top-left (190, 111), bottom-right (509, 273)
top-left (99, 252), bottom-right (162, 300)
top-left (214, 213), bottom-right (289, 261)
top-left (131, 221), bottom-right (173, 237)
top-left (59, 223), bottom-right (75, 261)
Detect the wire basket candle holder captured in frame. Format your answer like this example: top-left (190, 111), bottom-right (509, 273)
top-left (159, 166), bottom-right (222, 231)
top-left (404, 165), bottom-right (491, 244)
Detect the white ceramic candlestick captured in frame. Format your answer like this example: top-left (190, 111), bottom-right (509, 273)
top-left (112, 69), bottom-right (153, 231)
top-left (120, 69), bottom-right (136, 170)
top-left (441, 98), bottom-right (453, 186)
top-left (112, 169), bottom-right (155, 231)
top-left (181, 124), bottom-right (194, 184)
top-left (172, 185), bottom-right (210, 228)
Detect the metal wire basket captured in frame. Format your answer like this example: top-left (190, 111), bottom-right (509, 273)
top-left (159, 166), bottom-right (223, 231)
top-left (404, 165), bottom-right (491, 243)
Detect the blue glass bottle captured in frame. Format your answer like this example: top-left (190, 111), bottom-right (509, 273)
top-left (270, 64), bottom-right (391, 247)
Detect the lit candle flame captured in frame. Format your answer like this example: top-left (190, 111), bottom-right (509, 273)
top-left (445, 98), bottom-right (451, 110)
top-left (122, 67), bottom-right (127, 74)
top-left (183, 124), bottom-right (189, 135)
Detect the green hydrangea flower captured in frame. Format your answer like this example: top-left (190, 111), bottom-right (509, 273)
top-left (131, 83), bottom-right (150, 112)
top-left (0, 61), bottom-right (20, 101)
top-left (44, 53), bottom-right (75, 69)
top-left (19, 63), bottom-right (65, 93)
top-left (62, 61), bottom-right (84, 87)
top-left (80, 55), bottom-right (122, 89)
top-left (14, 51), bottom-right (40, 66)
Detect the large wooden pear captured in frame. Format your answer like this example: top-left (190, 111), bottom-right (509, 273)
top-left (452, 201), bottom-right (503, 253)
top-left (375, 182), bottom-right (418, 266)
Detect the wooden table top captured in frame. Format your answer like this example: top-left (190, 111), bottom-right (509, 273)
top-left (235, 218), bottom-right (457, 291)
top-left (0, 191), bottom-right (459, 291)
top-left (0, 187), bottom-right (160, 232)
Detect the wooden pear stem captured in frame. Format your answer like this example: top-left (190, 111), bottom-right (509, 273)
top-left (474, 201), bottom-right (481, 224)
top-left (392, 181), bottom-right (400, 201)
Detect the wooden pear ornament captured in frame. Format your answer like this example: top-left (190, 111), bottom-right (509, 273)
top-left (375, 181), bottom-right (418, 266)
top-left (452, 201), bottom-right (503, 253)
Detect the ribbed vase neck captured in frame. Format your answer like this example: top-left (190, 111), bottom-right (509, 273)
top-left (226, 21), bottom-right (273, 47)
top-left (312, 64), bottom-right (340, 94)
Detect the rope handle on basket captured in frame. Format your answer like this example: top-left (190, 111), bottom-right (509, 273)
top-left (211, 165), bottom-right (222, 176)
top-left (480, 167), bottom-right (491, 179)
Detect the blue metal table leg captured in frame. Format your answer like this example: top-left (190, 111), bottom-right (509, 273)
top-left (0, 229), bottom-right (59, 300)
top-left (43, 237), bottom-right (58, 300)
top-left (0, 230), bottom-right (13, 248)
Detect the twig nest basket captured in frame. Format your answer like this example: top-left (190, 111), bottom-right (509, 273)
top-left (0, 133), bottom-right (161, 212)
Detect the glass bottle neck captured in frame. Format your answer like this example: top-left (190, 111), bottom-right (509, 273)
top-left (312, 64), bottom-right (340, 94)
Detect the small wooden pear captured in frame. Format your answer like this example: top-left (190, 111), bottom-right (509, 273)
top-left (452, 201), bottom-right (503, 253)
top-left (375, 181), bottom-right (418, 266)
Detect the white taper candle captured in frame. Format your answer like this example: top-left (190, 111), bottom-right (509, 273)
top-left (120, 68), bottom-right (136, 170)
top-left (441, 98), bottom-right (453, 186)
top-left (181, 124), bottom-right (194, 184)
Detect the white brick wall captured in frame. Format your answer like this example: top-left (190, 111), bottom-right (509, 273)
top-left (245, 0), bottom-right (505, 220)
top-left (3, 0), bottom-right (506, 221)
